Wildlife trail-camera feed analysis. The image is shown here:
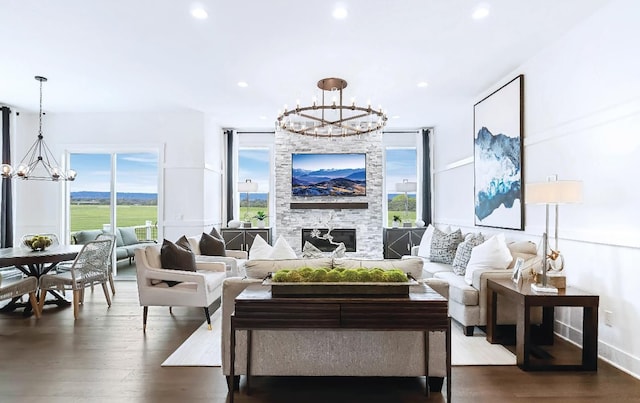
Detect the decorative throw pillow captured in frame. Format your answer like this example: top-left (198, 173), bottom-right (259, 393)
top-left (416, 224), bottom-right (435, 258)
top-left (302, 241), bottom-right (324, 259)
top-left (175, 235), bottom-right (192, 251)
top-left (451, 233), bottom-right (485, 275)
top-left (199, 232), bottom-right (227, 256)
top-left (119, 227), bottom-right (139, 246)
top-left (160, 239), bottom-right (197, 286)
top-left (464, 233), bottom-right (513, 285)
top-left (248, 234), bottom-right (273, 259)
top-left (269, 236), bottom-right (297, 259)
top-left (429, 228), bottom-right (464, 264)
top-left (209, 227), bottom-right (224, 240)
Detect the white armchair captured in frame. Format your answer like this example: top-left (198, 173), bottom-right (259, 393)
top-left (135, 245), bottom-right (227, 332)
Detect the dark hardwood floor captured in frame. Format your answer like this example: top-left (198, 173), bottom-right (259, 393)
top-left (1, 280), bottom-right (638, 403)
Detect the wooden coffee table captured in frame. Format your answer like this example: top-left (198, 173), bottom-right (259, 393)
top-left (486, 278), bottom-right (599, 371)
top-left (229, 285), bottom-right (451, 402)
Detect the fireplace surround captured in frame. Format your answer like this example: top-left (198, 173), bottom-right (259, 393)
top-left (301, 228), bottom-right (356, 252)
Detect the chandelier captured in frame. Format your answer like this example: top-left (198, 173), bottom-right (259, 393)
top-left (1, 76), bottom-right (76, 181)
top-left (276, 77), bottom-right (387, 138)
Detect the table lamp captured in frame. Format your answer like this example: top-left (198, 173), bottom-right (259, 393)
top-left (525, 175), bottom-right (583, 293)
top-left (395, 179), bottom-right (417, 221)
top-left (237, 179), bottom-right (259, 226)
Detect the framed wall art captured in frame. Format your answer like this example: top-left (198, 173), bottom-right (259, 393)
top-left (473, 75), bottom-right (524, 230)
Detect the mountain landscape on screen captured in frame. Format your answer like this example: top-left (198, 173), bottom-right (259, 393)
top-left (292, 153), bottom-right (366, 196)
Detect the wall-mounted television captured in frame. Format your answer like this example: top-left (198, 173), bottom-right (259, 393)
top-left (292, 153), bottom-right (366, 197)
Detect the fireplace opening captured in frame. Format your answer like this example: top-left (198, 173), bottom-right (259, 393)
top-left (301, 228), bottom-right (356, 252)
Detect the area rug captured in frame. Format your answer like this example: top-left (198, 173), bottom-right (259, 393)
top-left (162, 310), bottom-right (515, 367)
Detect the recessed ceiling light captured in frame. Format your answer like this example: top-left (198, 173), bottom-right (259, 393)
top-left (191, 7), bottom-right (208, 20)
top-left (237, 81), bottom-right (248, 88)
top-left (472, 4), bottom-right (490, 20)
top-left (417, 81), bottom-right (428, 88)
top-left (332, 5), bottom-right (348, 19)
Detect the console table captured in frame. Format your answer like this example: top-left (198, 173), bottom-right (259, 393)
top-left (229, 286), bottom-right (451, 402)
top-left (486, 278), bottom-right (599, 371)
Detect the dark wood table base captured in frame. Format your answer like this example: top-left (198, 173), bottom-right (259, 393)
top-left (487, 278), bottom-right (599, 371)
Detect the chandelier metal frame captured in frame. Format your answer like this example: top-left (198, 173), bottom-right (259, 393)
top-left (276, 77), bottom-right (387, 138)
top-left (1, 76), bottom-right (76, 181)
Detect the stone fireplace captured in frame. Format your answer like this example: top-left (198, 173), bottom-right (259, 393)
top-left (274, 131), bottom-right (384, 258)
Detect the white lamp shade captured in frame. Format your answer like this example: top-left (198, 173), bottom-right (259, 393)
top-left (395, 181), bottom-right (417, 193)
top-left (238, 180), bottom-right (259, 192)
top-left (525, 180), bottom-right (583, 205)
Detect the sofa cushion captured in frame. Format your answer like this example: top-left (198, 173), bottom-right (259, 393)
top-left (507, 241), bottom-right (538, 269)
top-left (119, 227), bottom-right (139, 246)
top-left (115, 247), bottom-right (129, 260)
top-left (434, 271), bottom-right (479, 306)
top-left (420, 260), bottom-right (454, 278)
top-left (333, 257), bottom-right (423, 280)
top-left (464, 233), bottom-right (513, 285)
top-left (245, 258), bottom-right (333, 279)
top-left (451, 233), bottom-right (485, 275)
top-left (187, 236), bottom-right (202, 255)
top-left (74, 229), bottom-right (103, 244)
top-left (429, 228), bottom-right (463, 264)
top-left (199, 232), bottom-right (227, 256)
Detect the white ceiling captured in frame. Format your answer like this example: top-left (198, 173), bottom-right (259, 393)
top-left (0, 0), bottom-right (610, 130)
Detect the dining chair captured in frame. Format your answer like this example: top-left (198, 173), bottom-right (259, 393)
top-left (38, 238), bottom-right (114, 319)
top-left (0, 276), bottom-right (41, 318)
top-left (95, 233), bottom-right (117, 295)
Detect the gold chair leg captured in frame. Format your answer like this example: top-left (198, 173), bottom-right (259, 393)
top-left (73, 290), bottom-right (80, 319)
top-left (29, 292), bottom-right (41, 318)
top-left (101, 283), bottom-right (112, 307)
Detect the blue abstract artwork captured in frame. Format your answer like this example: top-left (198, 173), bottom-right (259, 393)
top-left (474, 75), bottom-right (523, 230)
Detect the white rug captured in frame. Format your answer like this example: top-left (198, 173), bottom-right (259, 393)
top-left (162, 310), bottom-right (515, 367)
top-left (161, 309), bottom-right (222, 367)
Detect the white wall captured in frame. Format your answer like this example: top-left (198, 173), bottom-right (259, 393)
top-left (11, 109), bottom-right (223, 243)
top-left (432, 0), bottom-right (640, 377)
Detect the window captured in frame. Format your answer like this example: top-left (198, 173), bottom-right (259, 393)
top-left (238, 148), bottom-right (270, 227)
top-left (385, 147), bottom-right (418, 227)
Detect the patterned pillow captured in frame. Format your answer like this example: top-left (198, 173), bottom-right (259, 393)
top-left (429, 228), bottom-right (464, 264)
top-left (452, 233), bottom-right (485, 275)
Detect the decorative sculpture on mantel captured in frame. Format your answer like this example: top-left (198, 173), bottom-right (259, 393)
top-left (307, 212), bottom-right (346, 257)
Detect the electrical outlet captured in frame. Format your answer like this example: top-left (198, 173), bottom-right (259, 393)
top-left (604, 310), bottom-right (613, 327)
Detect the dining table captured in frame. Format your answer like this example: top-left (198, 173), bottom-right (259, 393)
top-left (0, 244), bottom-right (83, 315)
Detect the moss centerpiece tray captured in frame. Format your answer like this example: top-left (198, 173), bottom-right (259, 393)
top-left (263, 267), bottom-right (418, 297)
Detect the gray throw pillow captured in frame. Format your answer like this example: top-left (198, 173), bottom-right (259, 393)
top-left (429, 228), bottom-right (464, 264)
top-left (160, 239), bottom-right (196, 286)
top-left (199, 232), bottom-right (227, 256)
top-left (452, 233), bottom-right (485, 275)
top-left (175, 235), bottom-right (192, 251)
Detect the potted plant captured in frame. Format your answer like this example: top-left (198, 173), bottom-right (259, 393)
top-left (392, 215), bottom-right (402, 228)
top-left (254, 211), bottom-right (268, 228)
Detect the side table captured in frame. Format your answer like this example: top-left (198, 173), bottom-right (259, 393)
top-left (486, 278), bottom-right (599, 371)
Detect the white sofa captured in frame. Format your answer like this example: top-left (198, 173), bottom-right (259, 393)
top-left (412, 238), bottom-right (541, 336)
top-left (221, 257), bottom-right (450, 392)
top-left (184, 234), bottom-right (248, 277)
